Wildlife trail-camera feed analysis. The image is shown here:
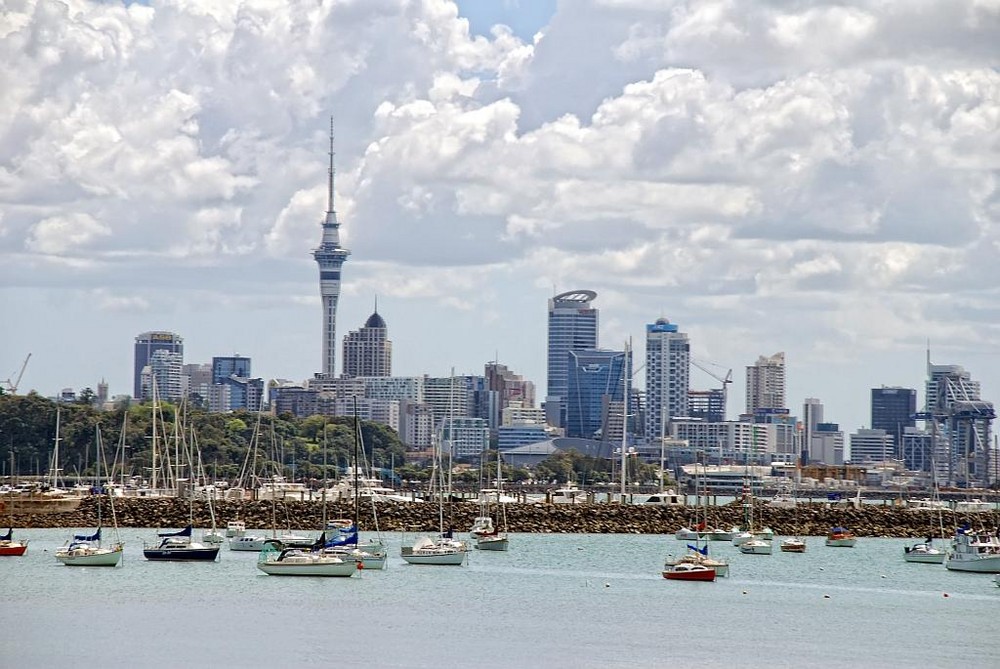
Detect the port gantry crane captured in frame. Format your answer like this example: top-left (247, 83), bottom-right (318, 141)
top-left (2, 353), bottom-right (31, 395)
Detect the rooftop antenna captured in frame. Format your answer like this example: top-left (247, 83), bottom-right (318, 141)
top-left (374, 294), bottom-right (378, 315)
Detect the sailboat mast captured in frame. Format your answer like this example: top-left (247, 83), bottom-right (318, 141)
top-left (353, 398), bottom-right (360, 531)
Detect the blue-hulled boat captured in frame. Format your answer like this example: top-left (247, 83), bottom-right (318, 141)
top-left (143, 526), bottom-right (220, 562)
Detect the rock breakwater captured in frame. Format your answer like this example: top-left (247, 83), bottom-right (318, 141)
top-left (11, 497), bottom-right (999, 538)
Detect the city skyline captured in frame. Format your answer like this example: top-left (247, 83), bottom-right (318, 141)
top-left (2, 1), bottom-right (998, 437)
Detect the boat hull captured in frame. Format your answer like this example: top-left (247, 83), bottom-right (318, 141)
top-left (739, 541), bottom-right (773, 555)
top-left (143, 547), bottom-right (220, 561)
top-left (780, 540), bottom-right (807, 553)
top-left (904, 552), bottom-right (945, 564)
top-left (400, 549), bottom-right (467, 566)
top-left (257, 560), bottom-right (357, 577)
top-left (228, 536), bottom-right (269, 551)
top-left (825, 538), bottom-right (857, 548)
top-left (475, 536), bottom-right (509, 551)
top-left (56, 546), bottom-right (123, 567)
top-left (945, 556), bottom-right (1000, 573)
top-left (663, 567), bottom-right (716, 581)
top-left (0, 543), bottom-right (27, 556)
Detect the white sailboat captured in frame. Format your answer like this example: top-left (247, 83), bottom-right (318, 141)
top-left (55, 426), bottom-right (124, 567)
top-left (475, 449), bottom-right (509, 552)
top-left (401, 378), bottom-right (468, 566)
top-left (665, 463), bottom-right (729, 576)
top-left (904, 465), bottom-right (945, 564)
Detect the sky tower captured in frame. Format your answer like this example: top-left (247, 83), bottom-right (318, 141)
top-left (313, 119), bottom-right (351, 378)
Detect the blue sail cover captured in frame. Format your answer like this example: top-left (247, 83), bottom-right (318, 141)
top-left (74, 528), bottom-right (101, 542)
top-left (158, 525), bottom-right (193, 538)
top-left (326, 525), bottom-right (358, 547)
top-left (687, 543), bottom-right (709, 556)
top-left (0, 528), bottom-right (11, 541)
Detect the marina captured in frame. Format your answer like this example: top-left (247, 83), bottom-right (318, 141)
top-left (3, 528), bottom-right (999, 668)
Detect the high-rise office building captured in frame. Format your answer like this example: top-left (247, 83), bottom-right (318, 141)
top-left (870, 386), bottom-right (916, 458)
top-left (342, 306), bottom-right (392, 378)
top-left (745, 352), bottom-right (786, 415)
top-left (564, 349), bottom-right (626, 440)
top-left (133, 331), bottom-right (183, 399)
top-left (143, 349), bottom-right (184, 401)
top-left (546, 290), bottom-right (598, 428)
top-left (313, 120), bottom-right (351, 379)
top-left (644, 318), bottom-right (690, 441)
top-left (211, 355), bottom-right (263, 411)
top-left (924, 357), bottom-right (994, 486)
top-left (802, 397), bottom-right (823, 463)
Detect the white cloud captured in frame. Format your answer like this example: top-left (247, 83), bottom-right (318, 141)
top-left (25, 212), bottom-right (110, 255)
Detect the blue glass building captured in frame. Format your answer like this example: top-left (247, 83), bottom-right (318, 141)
top-left (565, 349), bottom-right (626, 440)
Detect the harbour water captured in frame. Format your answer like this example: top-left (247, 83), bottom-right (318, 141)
top-left (4, 528), bottom-right (998, 668)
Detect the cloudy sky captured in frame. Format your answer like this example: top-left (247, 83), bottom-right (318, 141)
top-left (2, 0), bottom-right (998, 434)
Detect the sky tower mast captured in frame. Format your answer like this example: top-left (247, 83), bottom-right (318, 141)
top-left (313, 118), bottom-right (351, 378)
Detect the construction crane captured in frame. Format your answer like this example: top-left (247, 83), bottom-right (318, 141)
top-left (2, 353), bottom-right (31, 395)
top-left (690, 359), bottom-right (732, 420)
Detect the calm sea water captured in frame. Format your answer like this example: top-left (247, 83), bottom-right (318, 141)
top-left (3, 528), bottom-right (998, 669)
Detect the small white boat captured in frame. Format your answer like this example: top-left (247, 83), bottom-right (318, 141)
top-left (642, 490), bottom-right (685, 506)
top-left (903, 539), bottom-right (946, 564)
top-left (906, 498), bottom-right (951, 513)
top-left (401, 536), bottom-right (467, 566)
top-left (705, 526), bottom-right (739, 542)
top-left (662, 563), bottom-right (716, 581)
top-left (225, 521), bottom-right (246, 538)
top-left (202, 529), bottom-right (225, 545)
top-left (257, 543), bottom-right (358, 577)
top-left (825, 527), bottom-right (857, 548)
top-left (732, 531), bottom-right (753, 547)
top-left (945, 529), bottom-right (1000, 572)
top-left (674, 527), bottom-right (702, 541)
top-left (780, 537), bottom-right (807, 553)
top-left (738, 538), bottom-right (773, 555)
top-left (474, 532), bottom-right (509, 552)
top-left (550, 483), bottom-right (587, 504)
top-left (229, 534), bottom-right (271, 552)
top-left (953, 499), bottom-right (993, 513)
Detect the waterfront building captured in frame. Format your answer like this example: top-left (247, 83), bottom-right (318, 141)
top-left (546, 290), bottom-right (598, 429)
top-left (342, 306), bottom-right (392, 378)
top-left (745, 352), bottom-right (785, 415)
top-left (134, 331), bottom-right (183, 399)
top-left (485, 362), bottom-right (536, 432)
top-left (442, 416), bottom-right (490, 460)
top-left (848, 428), bottom-right (895, 464)
top-left (497, 422), bottom-right (549, 451)
top-left (871, 387), bottom-right (916, 457)
top-left (669, 420), bottom-right (784, 462)
top-left (564, 349), bottom-right (626, 441)
top-left (644, 318), bottom-right (690, 442)
top-left (398, 399), bottom-right (434, 449)
top-left (802, 397), bottom-right (823, 463)
top-left (313, 120), bottom-right (351, 379)
top-left (688, 388), bottom-right (725, 423)
top-left (810, 422), bottom-right (844, 466)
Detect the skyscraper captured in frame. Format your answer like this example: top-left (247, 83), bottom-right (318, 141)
top-left (565, 349), bottom-right (626, 440)
top-left (644, 318), bottom-right (690, 441)
top-left (342, 305), bottom-right (392, 378)
top-left (870, 386), bottom-right (916, 458)
top-left (546, 290), bottom-right (598, 428)
top-left (313, 119), bottom-right (351, 379)
top-left (745, 352), bottom-right (786, 415)
top-left (133, 331), bottom-right (183, 399)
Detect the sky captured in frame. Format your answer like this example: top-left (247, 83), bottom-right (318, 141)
top-left (1, 0), bottom-right (999, 436)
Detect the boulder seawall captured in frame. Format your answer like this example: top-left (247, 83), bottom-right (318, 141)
top-left (9, 497), bottom-right (999, 538)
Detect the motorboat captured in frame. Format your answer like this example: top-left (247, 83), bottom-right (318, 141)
top-left (225, 521), bottom-right (246, 538)
top-left (674, 527), bottom-right (703, 541)
top-left (738, 538), bottom-right (773, 555)
top-left (766, 493), bottom-right (797, 509)
top-left (401, 535), bottom-right (468, 566)
top-left (779, 537), bottom-right (807, 553)
top-left (825, 527), bottom-right (857, 548)
top-left (550, 483), bottom-right (587, 505)
top-left (906, 498), bottom-right (951, 513)
top-left (945, 528), bottom-right (1000, 573)
top-left (705, 527), bottom-right (739, 542)
top-left (642, 490), bottom-right (685, 506)
top-left (953, 499), bottom-right (994, 513)
top-left (474, 532), bottom-right (509, 552)
top-left (903, 539), bottom-right (946, 564)
top-left (662, 563), bottom-right (716, 581)
top-left (229, 534), bottom-right (270, 552)
top-left (55, 528), bottom-right (123, 567)
top-left (257, 542), bottom-right (358, 577)
top-left (143, 526), bottom-right (220, 561)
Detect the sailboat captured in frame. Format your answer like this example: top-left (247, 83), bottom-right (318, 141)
top-left (665, 462), bottom-right (729, 576)
top-left (401, 387), bottom-right (468, 566)
top-left (737, 479), bottom-right (772, 555)
top-left (1, 471), bottom-right (28, 557)
top-left (779, 471), bottom-right (807, 552)
top-left (323, 406), bottom-right (388, 569)
top-left (55, 426), bottom-right (124, 567)
top-left (256, 532), bottom-right (358, 577)
top-left (474, 449), bottom-right (509, 551)
top-left (904, 442), bottom-right (945, 563)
